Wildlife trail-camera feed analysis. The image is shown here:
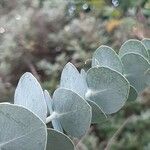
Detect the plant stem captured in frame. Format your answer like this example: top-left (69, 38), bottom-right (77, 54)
top-left (46, 112), bottom-right (58, 124)
top-left (105, 116), bottom-right (133, 150)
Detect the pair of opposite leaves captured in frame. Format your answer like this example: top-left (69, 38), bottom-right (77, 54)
top-left (92, 39), bottom-right (150, 94)
top-left (119, 39), bottom-right (150, 92)
top-left (1, 38), bottom-right (149, 150)
top-left (0, 72), bottom-right (92, 150)
top-left (61, 39), bottom-right (150, 123)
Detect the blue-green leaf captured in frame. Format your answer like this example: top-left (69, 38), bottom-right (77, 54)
top-left (46, 128), bottom-right (75, 150)
top-left (0, 103), bottom-right (47, 150)
top-left (14, 72), bottom-right (47, 122)
top-left (119, 39), bottom-right (149, 60)
top-left (53, 88), bottom-right (92, 139)
top-left (92, 45), bottom-right (123, 73)
top-left (142, 38), bottom-right (150, 60)
top-left (60, 62), bottom-right (87, 97)
top-left (127, 86), bottom-right (138, 101)
top-left (87, 100), bottom-right (107, 123)
top-left (86, 67), bottom-right (130, 114)
top-left (121, 53), bottom-right (150, 92)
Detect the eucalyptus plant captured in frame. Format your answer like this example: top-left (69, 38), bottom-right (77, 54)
top-left (0, 38), bottom-right (149, 150)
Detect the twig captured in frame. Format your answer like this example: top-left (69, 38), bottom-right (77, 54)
top-left (105, 116), bottom-right (133, 150)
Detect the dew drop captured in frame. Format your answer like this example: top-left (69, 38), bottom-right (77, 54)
top-left (0, 27), bottom-right (5, 34)
top-left (112, 0), bottom-right (119, 7)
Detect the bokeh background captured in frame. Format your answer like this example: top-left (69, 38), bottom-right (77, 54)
top-left (0, 0), bottom-right (150, 149)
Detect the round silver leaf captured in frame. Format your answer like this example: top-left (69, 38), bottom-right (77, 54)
top-left (87, 100), bottom-right (107, 123)
top-left (121, 53), bottom-right (150, 92)
top-left (92, 45), bottom-right (123, 73)
top-left (46, 128), bottom-right (75, 150)
top-left (14, 72), bottom-right (47, 122)
top-left (60, 62), bottom-right (87, 97)
top-left (86, 67), bottom-right (130, 114)
top-left (119, 39), bottom-right (149, 60)
top-left (53, 88), bottom-right (92, 139)
top-left (0, 103), bottom-right (47, 150)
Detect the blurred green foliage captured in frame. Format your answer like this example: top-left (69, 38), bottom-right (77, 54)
top-left (0, 0), bottom-right (150, 149)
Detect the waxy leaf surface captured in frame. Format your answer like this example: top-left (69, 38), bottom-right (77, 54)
top-left (0, 103), bottom-right (47, 150)
top-left (119, 39), bottom-right (149, 60)
top-left (46, 128), bottom-right (75, 150)
top-left (14, 72), bottom-right (47, 122)
top-left (86, 67), bottom-right (130, 114)
top-left (92, 45), bottom-right (123, 73)
top-left (60, 62), bottom-right (87, 97)
top-left (142, 38), bottom-right (150, 60)
top-left (53, 88), bottom-right (92, 139)
top-left (121, 53), bottom-right (150, 92)
top-left (60, 63), bottom-right (106, 123)
top-left (127, 86), bottom-right (138, 101)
